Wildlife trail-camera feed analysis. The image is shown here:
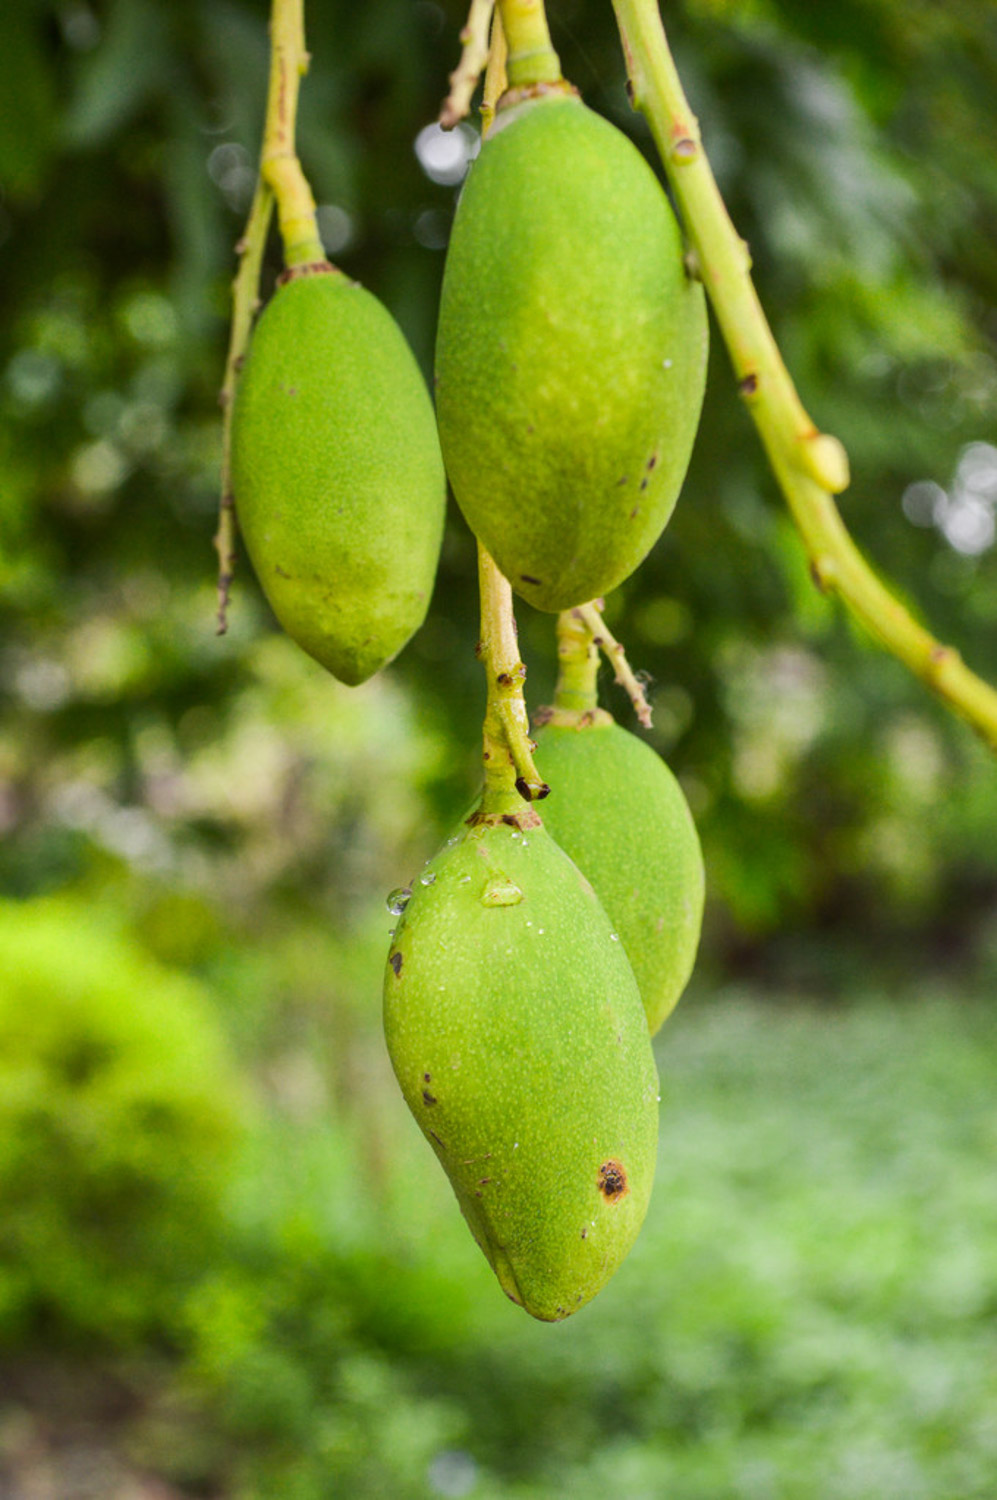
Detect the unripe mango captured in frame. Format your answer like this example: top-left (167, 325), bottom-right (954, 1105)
top-left (383, 794), bottom-right (659, 1321)
top-left (435, 94), bottom-right (708, 612)
top-left (534, 713), bottom-right (704, 1034)
top-left (232, 268), bottom-right (446, 685)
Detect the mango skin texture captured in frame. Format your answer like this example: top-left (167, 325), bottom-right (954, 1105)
top-left (232, 271), bottom-right (446, 685)
top-left (383, 807), bottom-right (659, 1321)
top-left (535, 720), bottom-right (704, 1035)
top-left (435, 95), bottom-right (708, 612)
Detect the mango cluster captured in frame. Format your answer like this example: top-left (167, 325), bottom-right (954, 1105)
top-left (230, 73), bottom-right (708, 1322)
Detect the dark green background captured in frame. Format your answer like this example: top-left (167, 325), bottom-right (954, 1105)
top-left (1, 2), bottom-right (996, 1495)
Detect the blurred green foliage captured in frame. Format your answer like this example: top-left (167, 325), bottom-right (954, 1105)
top-left (0, 894), bottom-right (247, 1347)
top-left (1, 0), bottom-right (997, 1494)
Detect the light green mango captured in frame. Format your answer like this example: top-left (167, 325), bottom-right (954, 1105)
top-left (383, 791), bottom-right (659, 1321)
top-left (232, 267), bottom-right (446, 685)
top-left (435, 93), bottom-right (708, 612)
top-left (535, 713), bottom-right (704, 1034)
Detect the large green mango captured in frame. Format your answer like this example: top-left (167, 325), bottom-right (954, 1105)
top-left (435, 94), bottom-right (708, 612)
top-left (232, 268), bottom-right (446, 685)
top-left (535, 714), bottom-right (704, 1034)
top-left (383, 793), bottom-right (659, 1321)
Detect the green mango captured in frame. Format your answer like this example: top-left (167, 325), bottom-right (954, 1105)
top-left (232, 268), bottom-right (446, 685)
top-left (535, 713), bottom-right (704, 1034)
top-left (435, 93), bottom-right (708, 612)
top-left (383, 792), bottom-right (659, 1321)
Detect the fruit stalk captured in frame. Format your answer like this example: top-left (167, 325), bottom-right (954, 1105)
top-left (260, 0), bottom-right (324, 267)
top-left (611, 0), bottom-right (997, 753)
top-left (472, 16), bottom-right (546, 805)
top-left (478, 548), bottom-right (550, 806)
top-left (552, 609), bottom-right (601, 717)
top-left (496, 0), bottom-right (561, 88)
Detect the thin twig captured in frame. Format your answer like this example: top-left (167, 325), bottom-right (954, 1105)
top-left (215, 179), bottom-right (274, 634)
top-left (439, 0), bottom-right (496, 128)
top-left (611, 0), bottom-right (997, 752)
top-left (574, 602), bottom-right (653, 729)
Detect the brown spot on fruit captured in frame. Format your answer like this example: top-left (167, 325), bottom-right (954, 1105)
top-left (423, 1088), bottom-right (438, 1106)
top-left (598, 1159), bottom-right (628, 1202)
top-left (389, 951), bottom-right (403, 977)
top-left (520, 574), bottom-right (542, 586)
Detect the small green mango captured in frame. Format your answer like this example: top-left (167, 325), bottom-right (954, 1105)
top-left (535, 714), bottom-right (704, 1034)
top-left (383, 795), bottom-right (659, 1321)
top-left (435, 93), bottom-right (708, 612)
top-left (232, 268), bottom-right (446, 685)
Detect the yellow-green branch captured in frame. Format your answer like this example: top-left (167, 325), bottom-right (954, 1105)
top-left (611, 0), bottom-right (997, 752)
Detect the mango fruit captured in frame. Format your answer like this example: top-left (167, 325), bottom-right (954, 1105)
top-left (535, 712), bottom-right (704, 1034)
top-left (232, 267), bottom-right (446, 685)
top-left (435, 93), bottom-right (708, 612)
top-left (383, 792), bottom-right (659, 1321)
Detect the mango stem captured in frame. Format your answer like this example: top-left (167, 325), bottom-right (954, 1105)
top-left (552, 610), bottom-right (599, 715)
top-left (261, 0), bottom-right (325, 267)
top-left (497, 0), bottom-right (561, 88)
top-left (478, 548), bottom-right (549, 808)
top-left (611, 0), bottom-right (997, 753)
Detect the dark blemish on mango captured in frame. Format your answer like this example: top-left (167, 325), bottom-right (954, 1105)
top-left (274, 564), bottom-right (291, 578)
top-left (423, 1088), bottom-right (438, 1106)
top-left (598, 1160), bottom-right (628, 1203)
top-left (430, 1130), bottom-right (445, 1147)
top-left (616, 475), bottom-right (629, 486)
top-left (630, 506), bottom-right (639, 520)
top-left (647, 453), bottom-right (658, 470)
top-left (390, 951), bottom-right (403, 977)
top-left (520, 574), bottom-right (542, 586)
top-left (639, 478), bottom-right (649, 491)
top-left (581, 1226), bottom-right (588, 1239)
top-left (479, 1177), bottom-right (492, 1185)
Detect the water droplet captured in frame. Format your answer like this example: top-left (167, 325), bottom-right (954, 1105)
top-left (386, 886), bottom-right (412, 916)
top-left (481, 876), bottom-right (524, 907)
top-left (458, 875), bottom-right (471, 885)
top-left (538, 928), bottom-right (545, 935)
top-left (663, 358), bottom-right (673, 369)
top-left (610, 932), bottom-right (620, 941)
top-left (520, 838), bottom-right (529, 847)
top-left (388, 927), bottom-right (396, 938)
top-left (525, 920), bottom-right (532, 927)
top-left (420, 871), bottom-right (437, 886)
